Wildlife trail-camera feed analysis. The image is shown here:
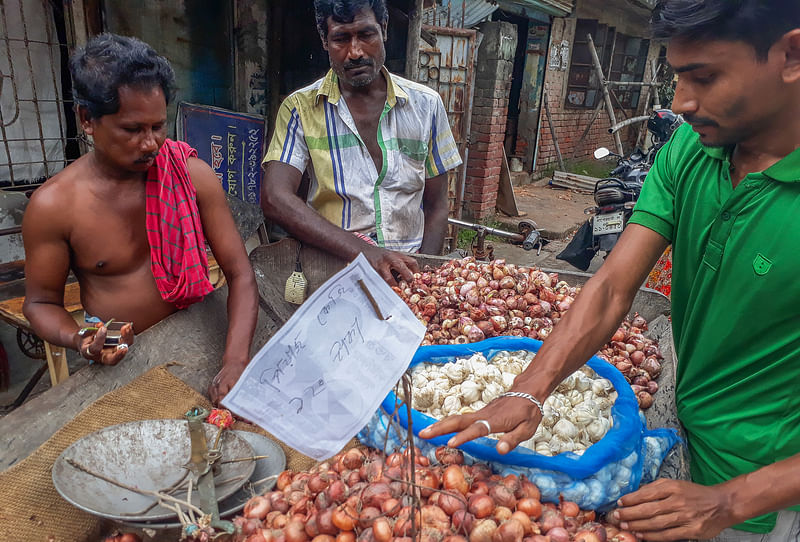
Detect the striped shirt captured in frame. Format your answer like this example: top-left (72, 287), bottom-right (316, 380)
top-left (264, 68), bottom-right (462, 253)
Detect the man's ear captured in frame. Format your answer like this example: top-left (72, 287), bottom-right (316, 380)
top-left (77, 106), bottom-right (95, 136)
top-left (320, 31), bottom-right (329, 52)
top-left (382, 20), bottom-right (388, 42)
top-left (780, 28), bottom-right (800, 84)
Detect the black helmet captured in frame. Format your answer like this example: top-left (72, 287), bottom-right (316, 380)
top-left (647, 109), bottom-right (683, 143)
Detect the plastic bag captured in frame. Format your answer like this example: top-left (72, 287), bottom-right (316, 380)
top-left (358, 336), bottom-right (680, 510)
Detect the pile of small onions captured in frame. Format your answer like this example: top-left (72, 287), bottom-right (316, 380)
top-left (394, 258), bottom-right (573, 346)
top-left (596, 316), bottom-right (663, 410)
top-left (391, 258), bottom-right (664, 410)
top-left (231, 445), bottom-right (636, 542)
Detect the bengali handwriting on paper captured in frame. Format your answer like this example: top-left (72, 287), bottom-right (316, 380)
top-left (222, 253), bottom-right (426, 459)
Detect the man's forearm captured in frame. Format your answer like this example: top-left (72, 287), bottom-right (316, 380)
top-left (723, 453), bottom-right (800, 525)
top-left (221, 268), bottom-right (259, 365)
top-left (513, 273), bottom-right (635, 400)
top-left (420, 201), bottom-right (448, 255)
top-left (24, 302), bottom-right (82, 350)
top-left (263, 190), bottom-right (370, 259)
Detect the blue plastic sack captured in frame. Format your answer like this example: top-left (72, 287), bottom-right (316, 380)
top-left (358, 337), bottom-right (680, 510)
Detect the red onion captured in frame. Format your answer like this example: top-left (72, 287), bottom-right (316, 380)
top-left (492, 518), bottom-right (525, 542)
top-left (470, 519), bottom-right (498, 542)
top-left (546, 527), bottom-right (570, 542)
top-left (641, 357), bottom-right (662, 378)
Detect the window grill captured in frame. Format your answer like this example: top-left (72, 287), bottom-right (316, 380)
top-left (0, 0), bottom-right (80, 189)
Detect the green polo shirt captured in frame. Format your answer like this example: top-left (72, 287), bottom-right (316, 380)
top-left (628, 123), bottom-right (800, 533)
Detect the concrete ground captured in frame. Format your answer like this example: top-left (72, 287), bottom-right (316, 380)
top-left (479, 183), bottom-right (605, 273)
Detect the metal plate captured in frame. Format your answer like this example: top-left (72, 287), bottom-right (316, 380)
top-left (592, 211), bottom-right (625, 235)
top-left (52, 419), bottom-right (255, 522)
top-left (116, 430), bottom-right (287, 530)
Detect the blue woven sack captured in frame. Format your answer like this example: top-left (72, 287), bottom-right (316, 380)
top-left (358, 337), bottom-right (680, 510)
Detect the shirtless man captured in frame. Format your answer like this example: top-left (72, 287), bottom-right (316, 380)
top-left (22, 34), bottom-right (258, 403)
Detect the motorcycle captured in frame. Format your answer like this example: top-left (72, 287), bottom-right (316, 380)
top-left (557, 109), bottom-right (683, 270)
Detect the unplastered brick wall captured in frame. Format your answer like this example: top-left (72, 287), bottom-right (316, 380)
top-left (534, 18), bottom-right (647, 173)
top-left (463, 21), bottom-right (517, 220)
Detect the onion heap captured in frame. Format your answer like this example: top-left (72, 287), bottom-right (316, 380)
top-left (400, 354), bottom-right (616, 456)
top-left (392, 257), bottom-right (663, 410)
top-left (233, 446), bottom-right (636, 542)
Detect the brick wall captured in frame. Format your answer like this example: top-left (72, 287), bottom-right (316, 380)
top-left (463, 21), bottom-right (517, 220)
top-left (533, 18), bottom-right (654, 173)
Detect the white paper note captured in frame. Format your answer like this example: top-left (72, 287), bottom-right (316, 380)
top-left (222, 253), bottom-right (426, 459)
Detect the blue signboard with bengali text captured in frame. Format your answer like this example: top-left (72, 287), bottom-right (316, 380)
top-left (177, 102), bottom-right (265, 204)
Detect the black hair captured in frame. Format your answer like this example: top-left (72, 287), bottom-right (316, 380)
top-left (652, 0), bottom-right (800, 61)
top-left (69, 33), bottom-right (176, 119)
top-left (313, 0), bottom-right (389, 40)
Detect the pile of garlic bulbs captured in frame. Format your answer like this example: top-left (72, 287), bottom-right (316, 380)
top-left (403, 351), bottom-right (617, 456)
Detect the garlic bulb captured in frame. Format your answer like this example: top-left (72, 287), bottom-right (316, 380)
top-left (574, 374), bottom-right (593, 392)
top-left (553, 418), bottom-right (579, 439)
top-left (460, 380), bottom-right (482, 404)
top-left (585, 417), bottom-right (612, 441)
top-left (442, 395), bottom-right (462, 416)
top-left (413, 383), bottom-right (436, 409)
top-left (566, 389), bottom-right (585, 407)
top-left (412, 373), bottom-right (429, 389)
top-left (481, 381), bottom-right (504, 403)
top-left (591, 378), bottom-right (613, 396)
top-left (572, 404), bottom-right (598, 427)
top-left (501, 372), bottom-right (516, 389)
top-left (444, 362), bottom-right (467, 383)
top-left (549, 435), bottom-right (575, 454)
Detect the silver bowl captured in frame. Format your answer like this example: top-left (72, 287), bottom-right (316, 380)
top-left (52, 419), bottom-right (256, 522)
top-left (115, 430), bottom-right (287, 530)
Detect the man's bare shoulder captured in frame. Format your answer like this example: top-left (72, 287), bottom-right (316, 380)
top-left (186, 156), bottom-right (223, 197)
top-left (28, 156), bottom-right (90, 212)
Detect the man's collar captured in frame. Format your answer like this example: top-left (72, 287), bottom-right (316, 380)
top-left (697, 133), bottom-right (800, 183)
top-left (316, 66), bottom-right (409, 107)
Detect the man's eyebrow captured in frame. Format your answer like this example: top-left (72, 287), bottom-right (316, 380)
top-left (673, 62), bottom-right (709, 74)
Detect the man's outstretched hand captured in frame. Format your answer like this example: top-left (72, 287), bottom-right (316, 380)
top-left (362, 245), bottom-right (419, 286)
top-left (419, 395), bottom-right (543, 455)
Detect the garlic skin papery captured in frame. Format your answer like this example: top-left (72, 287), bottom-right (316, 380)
top-left (408, 351), bottom-right (616, 455)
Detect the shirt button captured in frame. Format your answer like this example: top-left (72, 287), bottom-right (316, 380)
top-left (721, 211), bottom-right (731, 221)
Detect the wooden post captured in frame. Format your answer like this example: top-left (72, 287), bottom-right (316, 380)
top-left (405, 0), bottom-right (424, 80)
top-left (587, 34), bottom-right (623, 155)
top-left (636, 59), bottom-right (661, 148)
top-left (542, 92), bottom-right (565, 171)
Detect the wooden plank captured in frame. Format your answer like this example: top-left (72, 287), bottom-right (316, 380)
top-left (496, 147), bottom-right (521, 217)
top-left (45, 343), bottom-right (69, 385)
top-left (550, 171), bottom-right (599, 191)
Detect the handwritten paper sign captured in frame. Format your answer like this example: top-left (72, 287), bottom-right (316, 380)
top-left (177, 102), bottom-right (265, 204)
top-left (222, 254), bottom-right (426, 459)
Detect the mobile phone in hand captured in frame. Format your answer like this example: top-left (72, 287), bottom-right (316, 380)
top-left (103, 320), bottom-right (131, 347)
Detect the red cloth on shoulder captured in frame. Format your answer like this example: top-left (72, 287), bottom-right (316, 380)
top-left (145, 139), bottom-right (214, 309)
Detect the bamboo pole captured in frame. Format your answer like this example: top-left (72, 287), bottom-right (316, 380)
top-left (542, 91), bottom-right (565, 171)
top-left (587, 34), bottom-right (623, 155)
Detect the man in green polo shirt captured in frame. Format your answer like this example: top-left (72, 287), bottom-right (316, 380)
top-left (421, 1), bottom-right (800, 539)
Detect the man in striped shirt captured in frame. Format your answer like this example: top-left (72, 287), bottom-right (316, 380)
top-left (262, 0), bottom-right (462, 284)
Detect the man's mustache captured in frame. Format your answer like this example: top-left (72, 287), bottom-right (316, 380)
top-left (684, 115), bottom-right (719, 128)
top-left (343, 58), bottom-right (374, 70)
top-left (135, 152), bottom-right (159, 163)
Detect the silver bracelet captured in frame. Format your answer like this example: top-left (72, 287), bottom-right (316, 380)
top-left (499, 391), bottom-right (544, 416)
